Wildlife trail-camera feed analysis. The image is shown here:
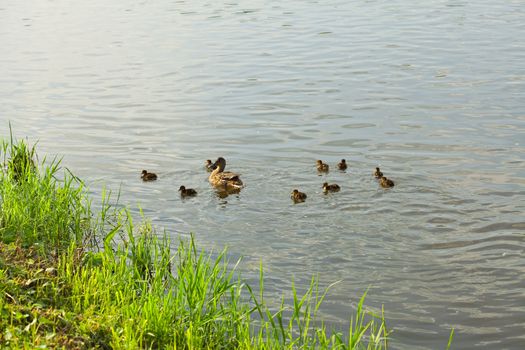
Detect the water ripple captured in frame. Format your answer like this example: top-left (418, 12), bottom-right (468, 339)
top-left (1, 1), bottom-right (524, 349)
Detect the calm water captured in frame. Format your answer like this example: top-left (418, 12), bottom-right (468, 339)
top-left (1, 0), bottom-right (525, 348)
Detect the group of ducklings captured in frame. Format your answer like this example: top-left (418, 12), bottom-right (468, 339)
top-left (141, 170), bottom-right (198, 197)
top-left (290, 160), bottom-right (394, 203)
top-left (141, 157), bottom-right (394, 202)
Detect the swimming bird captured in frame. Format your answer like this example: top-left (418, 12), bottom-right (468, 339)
top-left (205, 159), bottom-right (214, 172)
top-left (141, 170), bottom-right (157, 181)
top-left (291, 189), bottom-right (307, 203)
top-left (380, 176), bottom-right (395, 188)
top-left (208, 157), bottom-right (244, 190)
top-left (338, 159), bottom-right (347, 171)
top-left (179, 185), bottom-right (197, 197)
top-left (374, 167), bottom-right (383, 179)
top-left (317, 160), bottom-right (329, 172)
top-left (323, 182), bottom-right (341, 193)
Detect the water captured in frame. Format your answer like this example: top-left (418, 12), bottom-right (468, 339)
top-left (1, 0), bottom-right (525, 348)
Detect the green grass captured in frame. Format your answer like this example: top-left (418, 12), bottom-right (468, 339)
top-left (0, 134), bottom-right (452, 349)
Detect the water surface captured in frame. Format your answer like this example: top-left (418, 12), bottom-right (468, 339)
top-left (1, 1), bottom-right (524, 348)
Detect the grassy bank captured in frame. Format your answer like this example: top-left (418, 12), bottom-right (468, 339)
top-left (0, 136), bottom-right (392, 349)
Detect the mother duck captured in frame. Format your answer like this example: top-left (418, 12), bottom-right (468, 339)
top-left (209, 157), bottom-right (244, 190)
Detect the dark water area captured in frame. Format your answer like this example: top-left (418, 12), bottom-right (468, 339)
top-left (1, 1), bottom-right (524, 348)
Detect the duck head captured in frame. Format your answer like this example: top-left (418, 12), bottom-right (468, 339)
top-left (212, 157), bottom-right (226, 172)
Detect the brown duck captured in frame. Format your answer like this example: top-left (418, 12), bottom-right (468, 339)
top-left (141, 170), bottom-right (157, 181)
top-left (291, 189), bottom-right (307, 203)
top-left (323, 182), bottom-right (341, 193)
top-left (337, 159), bottom-right (347, 171)
top-left (208, 157), bottom-right (244, 190)
top-left (316, 160), bottom-right (329, 172)
top-left (179, 185), bottom-right (197, 197)
top-left (205, 159), bottom-right (214, 172)
top-left (380, 176), bottom-right (395, 188)
top-left (374, 167), bottom-right (383, 179)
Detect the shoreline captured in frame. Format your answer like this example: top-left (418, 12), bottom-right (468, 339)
top-left (0, 135), bottom-right (452, 349)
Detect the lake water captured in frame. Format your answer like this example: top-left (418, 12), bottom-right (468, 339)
top-left (1, 0), bottom-right (524, 348)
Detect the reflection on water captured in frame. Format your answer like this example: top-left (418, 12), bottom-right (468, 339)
top-left (1, 0), bottom-right (525, 349)
top-left (215, 187), bottom-right (242, 199)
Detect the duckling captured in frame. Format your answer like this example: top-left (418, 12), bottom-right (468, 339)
top-left (380, 176), bottom-right (395, 188)
top-left (141, 170), bottom-right (157, 181)
top-left (208, 157), bottom-right (244, 190)
top-left (179, 185), bottom-right (197, 197)
top-left (323, 182), bottom-right (341, 193)
top-left (205, 159), bottom-right (214, 172)
top-left (337, 159), bottom-right (347, 171)
top-left (316, 160), bottom-right (329, 172)
top-left (291, 189), bottom-right (307, 203)
top-left (374, 167), bottom-right (383, 179)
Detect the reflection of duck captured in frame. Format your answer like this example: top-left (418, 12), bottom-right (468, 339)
top-left (374, 167), bottom-right (383, 179)
top-left (337, 159), bottom-right (347, 171)
top-left (316, 160), bottom-right (329, 172)
top-left (179, 185), bottom-right (197, 197)
top-left (215, 187), bottom-right (241, 199)
top-left (208, 157), bottom-right (244, 190)
top-left (323, 182), bottom-right (340, 193)
top-left (291, 189), bottom-right (307, 203)
top-left (380, 176), bottom-right (395, 188)
top-left (141, 170), bottom-right (157, 181)
top-left (205, 159), bottom-right (214, 172)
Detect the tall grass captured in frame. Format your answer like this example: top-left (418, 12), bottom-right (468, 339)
top-left (0, 135), bottom-right (397, 348)
top-left (1, 136), bottom-right (88, 252)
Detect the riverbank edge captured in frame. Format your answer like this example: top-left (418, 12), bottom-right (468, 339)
top-left (1, 135), bottom-right (438, 349)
